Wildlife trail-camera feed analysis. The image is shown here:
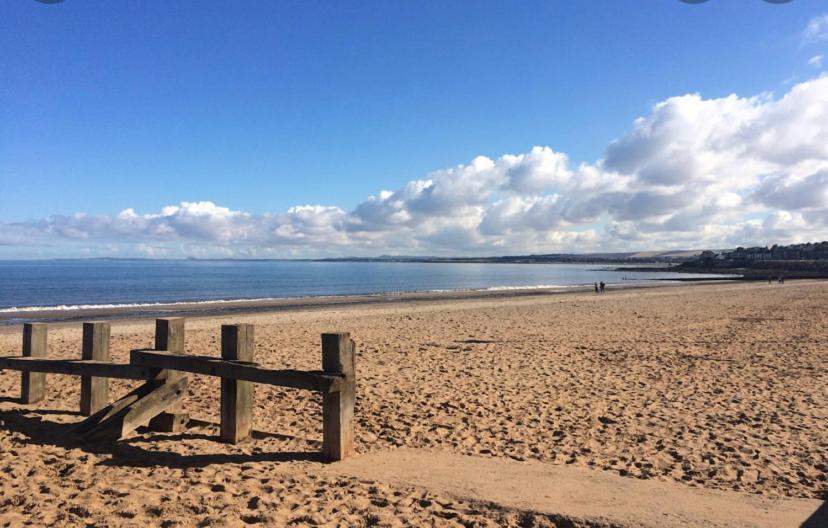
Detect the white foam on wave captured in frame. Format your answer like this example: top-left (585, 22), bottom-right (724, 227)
top-left (481, 283), bottom-right (581, 291)
top-left (0, 297), bottom-right (290, 313)
top-left (0, 283), bottom-right (592, 313)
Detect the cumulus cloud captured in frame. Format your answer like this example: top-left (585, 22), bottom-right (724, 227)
top-left (3, 76), bottom-right (828, 257)
top-left (752, 169), bottom-right (828, 211)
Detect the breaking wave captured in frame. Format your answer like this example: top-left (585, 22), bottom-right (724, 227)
top-left (0, 283), bottom-right (585, 313)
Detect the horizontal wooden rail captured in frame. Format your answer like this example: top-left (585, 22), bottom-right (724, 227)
top-left (1, 319), bottom-right (357, 460)
top-left (0, 356), bottom-right (152, 380)
top-left (129, 349), bottom-right (345, 393)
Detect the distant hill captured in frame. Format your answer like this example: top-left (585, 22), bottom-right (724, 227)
top-left (318, 250), bottom-right (704, 264)
top-left (52, 250), bottom-right (708, 264)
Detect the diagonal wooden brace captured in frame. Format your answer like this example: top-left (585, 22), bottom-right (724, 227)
top-left (73, 378), bottom-right (164, 437)
top-left (74, 376), bottom-right (189, 442)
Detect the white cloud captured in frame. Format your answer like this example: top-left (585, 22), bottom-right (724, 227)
top-left (809, 55), bottom-right (824, 69)
top-left (803, 13), bottom-right (828, 44)
top-left (3, 76), bottom-right (828, 257)
top-left (752, 169), bottom-right (828, 211)
top-left (501, 146), bottom-right (572, 194)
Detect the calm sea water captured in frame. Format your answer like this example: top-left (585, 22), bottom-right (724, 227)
top-left (0, 259), bottom-right (721, 311)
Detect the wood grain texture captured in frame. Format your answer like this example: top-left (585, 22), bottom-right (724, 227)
top-left (80, 322), bottom-right (111, 416)
top-left (78, 377), bottom-right (189, 442)
top-left (150, 318), bottom-right (188, 432)
top-left (220, 324), bottom-right (254, 443)
top-left (322, 333), bottom-right (356, 461)
top-left (129, 349), bottom-right (344, 392)
top-left (21, 323), bottom-right (47, 404)
top-left (0, 357), bottom-right (150, 379)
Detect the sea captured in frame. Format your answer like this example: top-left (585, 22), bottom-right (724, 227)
top-left (0, 259), bottom-right (726, 314)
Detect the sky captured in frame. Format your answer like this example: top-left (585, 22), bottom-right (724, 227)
top-left (1, 0), bottom-right (828, 258)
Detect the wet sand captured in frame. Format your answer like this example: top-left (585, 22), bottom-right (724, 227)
top-left (0, 281), bottom-right (825, 526)
top-left (0, 282), bottom-right (670, 325)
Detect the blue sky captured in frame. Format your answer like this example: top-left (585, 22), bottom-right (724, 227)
top-left (1, 1), bottom-right (828, 257)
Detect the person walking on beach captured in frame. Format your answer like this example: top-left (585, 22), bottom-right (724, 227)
top-left (594, 282), bottom-right (599, 294)
top-left (599, 281), bottom-right (606, 294)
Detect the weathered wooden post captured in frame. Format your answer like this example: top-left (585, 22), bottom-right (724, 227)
top-left (148, 318), bottom-right (189, 432)
top-left (80, 322), bottom-right (111, 415)
top-left (220, 324), bottom-right (254, 443)
top-left (77, 320), bottom-right (191, 440)
top-left (155, 318), bottom-right (185, 357)
top-left (21, 323), bottom-right (47, 404)
top-left (321, 332), bottom-right (356, 461)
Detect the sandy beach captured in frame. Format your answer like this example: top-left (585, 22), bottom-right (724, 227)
top-left (0, 281), bottom-right (825, 527)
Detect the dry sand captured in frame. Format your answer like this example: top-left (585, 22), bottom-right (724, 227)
top-left (324, 449), bottom-right (822, 527)
top-left (0, 281), bottom-right (825, 526)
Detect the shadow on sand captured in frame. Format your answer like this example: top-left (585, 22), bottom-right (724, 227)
top-left (0, 406), bottom-right (324, 469)
top-left (2, 404), bottom-right (825, 527)
top-left (801, 497), bottom-right (828, 528)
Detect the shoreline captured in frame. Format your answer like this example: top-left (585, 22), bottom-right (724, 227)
top-left (0, 278), bottom-right (737, 326)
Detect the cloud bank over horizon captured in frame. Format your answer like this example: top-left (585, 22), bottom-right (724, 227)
top-left (3, 75), bottom-right (828, 259)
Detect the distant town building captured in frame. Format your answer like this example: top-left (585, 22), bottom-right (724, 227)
top-left (724, 242), bottom-right (828, 262)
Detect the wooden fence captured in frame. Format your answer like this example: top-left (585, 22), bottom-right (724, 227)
top-left (0, 318), bottom-right (356, 461)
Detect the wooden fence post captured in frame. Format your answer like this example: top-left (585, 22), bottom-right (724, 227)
top-left (220, 324), bottom-right (254, 443)
top-left (148, 318), bottom-right (188, 432)
top-left (21, 323), bottom-right (47, 404)
top-left (321, 332), bottom-right (356, 461)
top-left (155, 318), bottom-right (185, 357)
top-left (80, 322), bottom-right (111, 416)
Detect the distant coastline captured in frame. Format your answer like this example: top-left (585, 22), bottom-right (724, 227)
top-left (57, 253), bottom-right (822, 278)
top-left (45, 249), bottom-right (700, 265)
top-left (673, 260), bottom-right (828, 279)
